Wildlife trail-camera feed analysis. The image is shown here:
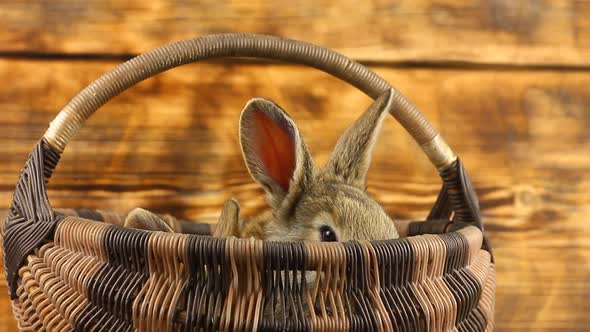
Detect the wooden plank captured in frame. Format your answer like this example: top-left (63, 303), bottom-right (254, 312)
top-left (0, 210), bottom-right (13, 331)
top-left (2, 0), bottom-right (590, 66)
top-left (494, 231), bottom-right (590, 331)
top-left (0, 59), bottom-right (589, 224)
top-left (0, 59), bottom-right (589, 331)
top-left (0, 290), bottom-right (17, 332)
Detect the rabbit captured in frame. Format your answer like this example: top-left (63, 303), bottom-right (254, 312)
top-left (236, 88), bottom-right (399, 242)
top-left (124, 88), bottom-right (398, 242)
top-left (124, 199), bottom-right (240, 238)
top-left (124, 208), bottom-right (179, 232)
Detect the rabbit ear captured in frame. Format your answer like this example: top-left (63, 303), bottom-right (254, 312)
top-left (324, 89), bottom-right (393, 189)
top-left (240, 98), bottom-right (314, 210)
top-left (213, 199), bottom-right (241, 238)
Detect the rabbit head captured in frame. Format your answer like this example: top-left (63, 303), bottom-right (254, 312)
top-left (240, 89), bottom-right (399, 242)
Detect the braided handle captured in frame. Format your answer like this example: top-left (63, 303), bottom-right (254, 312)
top-left (43, 33), bottom-right (455, 169)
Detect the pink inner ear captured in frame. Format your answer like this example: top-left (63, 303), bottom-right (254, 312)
top-left (252, 109), bottom-right (296, 192)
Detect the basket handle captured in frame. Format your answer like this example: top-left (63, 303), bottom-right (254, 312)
top-left (42, 33), bottom-right (455, 169)
top-left (3, 34), bottom-right (475, 297)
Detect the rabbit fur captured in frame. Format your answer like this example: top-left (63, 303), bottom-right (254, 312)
top-left (125, 89), bottom-right (399, 242)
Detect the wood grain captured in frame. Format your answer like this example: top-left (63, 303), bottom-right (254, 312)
top-left (2, 0), bottom-right (590, 66)
top-left (1, 59), bottom-right (589, 331)
top-left (0, 292), bottom-right (16, 332)
top-left (495, 231), bottom-right (590, 331)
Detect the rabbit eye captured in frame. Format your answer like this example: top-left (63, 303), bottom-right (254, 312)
top-left (319, 225), bottom-right (337, 242)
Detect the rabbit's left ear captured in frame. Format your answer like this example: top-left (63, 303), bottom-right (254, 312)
top-left (213, 199), bottom-right (241, 238)
top-left (323, 89), bottom-right (393, 189)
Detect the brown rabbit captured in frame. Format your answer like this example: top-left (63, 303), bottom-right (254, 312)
top-left (237, 89), bottom-right (398, 242)
top-left (125, 89), bottom-right (398, 242)
top-left (124, 199), bottom-right (240, 238)
top-left (124, 208), bottom-right (179, 233)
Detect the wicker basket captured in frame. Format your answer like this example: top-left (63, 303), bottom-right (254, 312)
top-left (3, 34), bottom-right (495, 331)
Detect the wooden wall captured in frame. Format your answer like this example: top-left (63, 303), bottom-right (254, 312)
top-left (1, 1), bottom-right (589, 331)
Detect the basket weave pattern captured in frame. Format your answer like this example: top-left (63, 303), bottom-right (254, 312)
top-left (12, 215), bottom-right (495, 331)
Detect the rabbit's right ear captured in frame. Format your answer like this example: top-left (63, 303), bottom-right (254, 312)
top-left (323, 89), bottom-right (393, 189)
top-left (240, 98), bottom-right (314, 211)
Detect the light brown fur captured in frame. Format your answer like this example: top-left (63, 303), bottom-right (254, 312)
top-left (124, 89), bottom-right (399, 242)
top-left (237, 89), bottom-right (398, 242)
